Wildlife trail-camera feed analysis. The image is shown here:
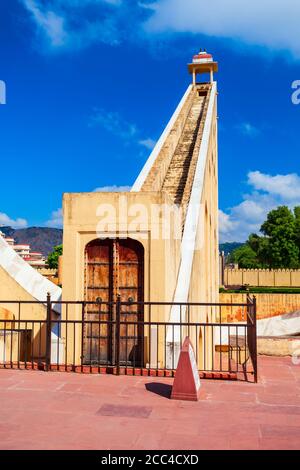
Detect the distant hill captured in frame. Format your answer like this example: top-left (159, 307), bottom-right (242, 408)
top-left (0, 226), bottom-right (63, 256)
top-left (0, 226), bottom-right (243, 259)
top-left (219, 242), bottom-right (244, 256)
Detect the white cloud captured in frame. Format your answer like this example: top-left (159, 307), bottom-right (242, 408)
top-left (219, 210), bottom-right (233, 234)
top-left (21, 0), bottom-right (134, 51)
top-left (89, 108), bottom-right (156, 151)
top-left (139, 138), bottom-right (157, 150)
top-left (21, 0), bottom-right (300, 58)
top-left (94, 185), bottom-right (131, 192)
top-left (104, 0), bottom-right (122, 4)
top-left (248, 171), bottom-right (300, 200)
top-left (236, 122), bottom-right (260, 137)
top-left (219, 170), bottom-right (300, 243)
top-left (23, 0), bottom-right (67, 47)
top-left (146, 0), bottom-right (300, 57)
top-left (45, 208), bottom-right (63, 228)
top-left (0, 213), bottom-right (28, 229)
top-left (89, 109), bottom-right (138, 140)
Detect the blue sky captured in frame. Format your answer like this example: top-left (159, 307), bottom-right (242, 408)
top-left (0, 0), bottom-right (300, 242)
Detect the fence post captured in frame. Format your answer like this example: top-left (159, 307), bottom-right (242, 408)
top-left (246, 294), bottom-right (258, 383)
top-left (45, 292), bottom-right (52, 372)
top-left (81, 301), bottom-right (86, 370)
top-left (246, 293), bottom-right (250, 317)
top-left (253, 296), bottom-right (258, 383)
top-left (115, 295), bottom-right (121, 375)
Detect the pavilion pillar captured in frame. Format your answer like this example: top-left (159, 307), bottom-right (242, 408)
top-left (193, 71), bottom-right (196, 85)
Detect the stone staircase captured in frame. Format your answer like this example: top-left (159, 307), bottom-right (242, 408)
top-left (139, 83), bottom-right (211, 227)
top-left (161, 90), bottom-right (208, 206)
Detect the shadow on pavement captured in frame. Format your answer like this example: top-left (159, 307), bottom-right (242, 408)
top-left (145, 382), bottom-right (172, 399)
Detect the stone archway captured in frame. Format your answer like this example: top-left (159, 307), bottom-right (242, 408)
top-left (83, 238), bottom-right (144, 366)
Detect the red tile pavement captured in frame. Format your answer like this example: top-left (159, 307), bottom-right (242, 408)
top-left (0, 356), bottom-right (300, 450)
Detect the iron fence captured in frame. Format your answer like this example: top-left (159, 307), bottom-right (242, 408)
top-left (0, 295), bottom-right (257, 382)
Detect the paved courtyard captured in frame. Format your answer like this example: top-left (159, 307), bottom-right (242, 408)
top-left (0, 356), bottom-right (300, 450)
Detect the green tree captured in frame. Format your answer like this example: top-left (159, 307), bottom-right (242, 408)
top-left (230, 244), bottom-right (259, 268)
top-left (248, 233), bottom-right (270, 267)
top-left (228, 206), bottom-right (300, 269)
top-left (260, 206), bottom-right (299, 268)
top-left (47, 245), bottom-right (63, 269)
top-left (295, 206), bottom-right (300, 252)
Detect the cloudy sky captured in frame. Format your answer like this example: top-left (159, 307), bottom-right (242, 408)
top-left (0, 0), bottom-right (300, 241)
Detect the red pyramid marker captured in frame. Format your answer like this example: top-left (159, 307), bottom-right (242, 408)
top-left (171, 337), bottom-right (201, 401)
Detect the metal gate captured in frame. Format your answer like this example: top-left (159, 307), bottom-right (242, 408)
top-left (0, 296), bottom-right (257, 382)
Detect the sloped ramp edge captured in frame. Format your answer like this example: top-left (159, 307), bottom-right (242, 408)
top-left (131, 85), bottom-right (192, 192)
top-left (257, 310), bottom-right (300, 337)
top-left (0, 235), bottom-right (61, 314)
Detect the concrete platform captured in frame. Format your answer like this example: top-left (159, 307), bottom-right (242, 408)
top-left (0, 356), bottom-right (300, 450)
top-left (258, 335), bottom-right (300, 356)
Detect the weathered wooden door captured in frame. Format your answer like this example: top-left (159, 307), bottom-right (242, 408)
top-left (118, 239), bottom-right (144, 366)
top-left (84, 240), bottom-right (112, 365)
top-left (83, 238), bottom-right (144, 366)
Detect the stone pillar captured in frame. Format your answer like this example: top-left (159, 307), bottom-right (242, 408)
top-left (58, 255), bottom-right (63, 286)
top-left (193, 71), bottom-right (196, 85)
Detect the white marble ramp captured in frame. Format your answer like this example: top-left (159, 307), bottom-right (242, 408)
top-left (257, 310), bottom-right (300, 337)
top-left (0, 235), bottom-right (61, 313)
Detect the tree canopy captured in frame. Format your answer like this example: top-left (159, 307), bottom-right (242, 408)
top-left (47, 244), bottom-right (63, 269)
top-left (229, 206), bottom-right (300, 269)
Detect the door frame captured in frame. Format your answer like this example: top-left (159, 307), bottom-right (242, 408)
top-left (83, 237), bottom-right (144, 366)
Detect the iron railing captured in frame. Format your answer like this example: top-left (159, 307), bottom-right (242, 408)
top-left (0, 295), bottom-right (257, 382)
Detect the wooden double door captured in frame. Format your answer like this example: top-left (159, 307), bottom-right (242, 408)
top-left (83, 238), bottom-right (144, 366)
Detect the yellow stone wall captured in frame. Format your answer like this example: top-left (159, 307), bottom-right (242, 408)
top-left (0, 266), bottom-right (49, 359)
top-left (224, 269), bottom-right (300, 287)
top-left (220, 292), bottom-right (300, 321)
top-left (187, 100), bottom-right (219, 368)
top-left (62, 191), bottom-right (183, 364)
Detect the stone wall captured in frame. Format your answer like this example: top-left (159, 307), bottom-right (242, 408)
top-left (36, 268), bottom-right (59, 285)
top-left (220, 293), bottom-right (300, 322)
top-left (36, 268), bottom-right (57, 276)
top-left (224, 269), bottom-right (300, 287)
